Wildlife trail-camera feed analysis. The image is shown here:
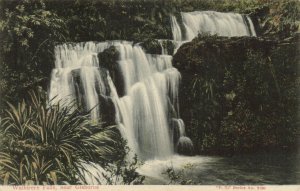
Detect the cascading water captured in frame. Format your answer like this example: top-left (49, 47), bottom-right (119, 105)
top-left (112, 43), bottom-right (181, 159)
top-left (171, 11), bottom-right (256, 42)
top-left (49, 10), bottom-right (257, 183)
top-left (49, 41), bottom-right (182, 160)
top-left (137, 11), bottom-right (258, 184)
top-left (49, 42), bottom-right (110, 121)
top-left (169, 11), bottom-right (256, 54)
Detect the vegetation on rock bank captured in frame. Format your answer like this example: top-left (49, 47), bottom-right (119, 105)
top-left (173, 34), bottom-right (299, 155)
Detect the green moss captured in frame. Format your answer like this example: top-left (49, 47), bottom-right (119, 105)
top-left (174, 34), bottom-right (298, 155)
top-left (140, 39), bottom-right (162, 54)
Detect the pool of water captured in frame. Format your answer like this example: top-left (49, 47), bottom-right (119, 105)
top-left (137, 152), bottom-right (300, 185)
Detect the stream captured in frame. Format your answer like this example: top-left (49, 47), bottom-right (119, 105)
top-left (138, 152), bottom-right (300, 185)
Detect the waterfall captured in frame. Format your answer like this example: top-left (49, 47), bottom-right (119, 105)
top-left (49, 41), bottom-right (181, 160)
top-left (49, 42), bottom-right (110, 121)
top-left (170, 15), bottom-right (183, 41)
top-left (168, 11), bottom-right (256, 154)
top-left (171, 11), bottom-right (256, 42)
top-left (49, 11), bottom-right (257, 164)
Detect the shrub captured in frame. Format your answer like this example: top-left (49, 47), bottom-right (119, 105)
top-left (102, 148), bottom-right (145, 185)
top-left (0, 90), bottom-right (120, 185)
top-left (162, 163), bottom-right (195, 185)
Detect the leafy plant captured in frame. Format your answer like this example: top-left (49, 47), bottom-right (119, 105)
top-left (0, 0), bottom-right (68, 109)
top-left (261, 0), bottom-right (300, 38)
top-left (0, 90), bottom-right (120, 185)
top-left (163, 163), bottom-right (195, 185)
top-left (102, 147), bottom-right (145, 185)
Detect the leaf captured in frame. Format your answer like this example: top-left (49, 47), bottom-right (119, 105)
top-left (3, 172), bottom-right (10, 185)
top-left (50, 171), bottom-right (57, 184)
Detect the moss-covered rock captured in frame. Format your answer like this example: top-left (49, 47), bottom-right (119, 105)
top-left (140, 39), bottom-right (162, 54)
top-left (98, 46), bottom-right (119, 71)
top-left (97, 46), bottom-right (126, 97)
top-left (140, 38), bottom-right (177, 55)
top-left (173, 34), bottom-right (299, 155)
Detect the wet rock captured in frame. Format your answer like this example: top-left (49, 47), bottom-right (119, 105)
top-left (140, 39), bottom-right (176, 55)
top-left (98, 95), bottom-right (116, 126)
top-left (177, 136), bottom-right (194, 156)
top-left (97, 46), bottom-right (125, 97)
top-left (140, 39), bottom-right (162, 54)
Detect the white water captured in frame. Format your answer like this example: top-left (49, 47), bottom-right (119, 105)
top-left (49, 41), bottom-right (182, 160)
top-left (137, 155), bottom-right (220, 184)
top-left (138, 11), bottom-right (257, 182)
top-left (49, 42), bottom-right (111, 120)
top-left (49, 11), bottom-right (257, 184)
top-left (171, 11), bottom-right (256, 42)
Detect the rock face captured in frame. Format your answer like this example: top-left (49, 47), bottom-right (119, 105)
top-left (97, 46), bottom-right (126, 97)
top-left (71, 68), bottom-right (116, 126)
top-left (140, 39), bottom-right (176, 55)
top-left (174, 35), bottom-right (276, 73)
top-left (173, 34), bottom-right (299, 154)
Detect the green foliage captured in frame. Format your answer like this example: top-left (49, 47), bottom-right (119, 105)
top-left (0, 0), bottom-right (68, 108)
top-left (102, 146), bottom-right (145, 185)
top-left (1, 1), bottom-right (66, 49)
top-left (140, 39), bottom-right (162, 54)
top-left (261, 0), bottom-right (300, 38)
top-left (0, 90), bottom-right (120, 184)
top-left (174, 35), bottom-right (298, 154)
top-left (163, 163), bottom-right (195, 185)
top-left (140, 39), bottom-right (176, 55)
